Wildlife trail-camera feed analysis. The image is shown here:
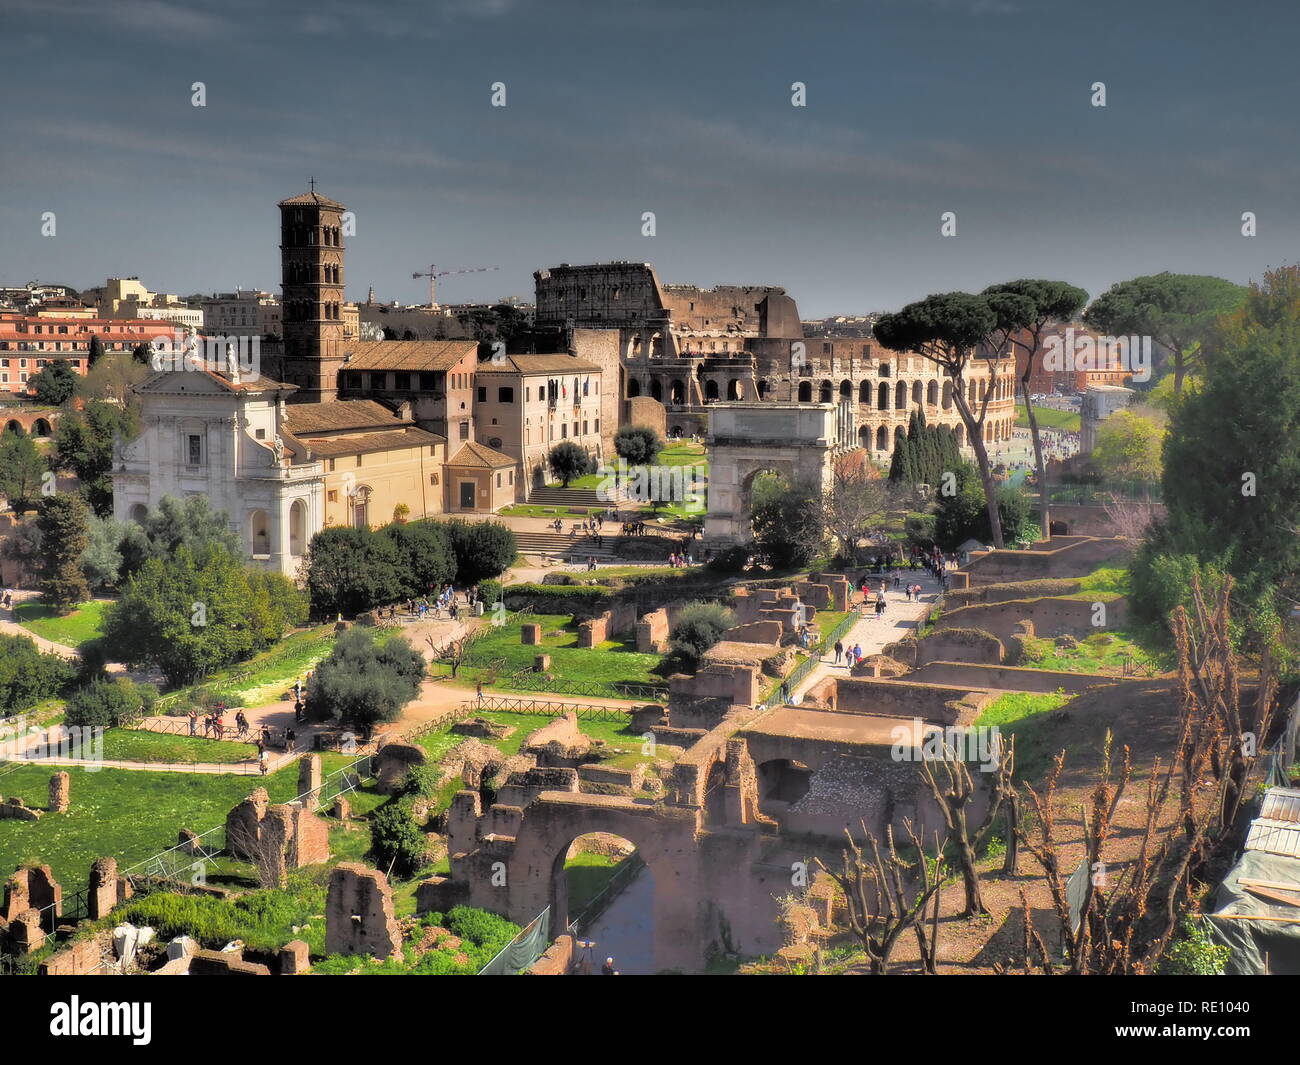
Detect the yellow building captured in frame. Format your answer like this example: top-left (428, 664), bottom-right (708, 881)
top-left (281, 399), bottom-right (447, 529)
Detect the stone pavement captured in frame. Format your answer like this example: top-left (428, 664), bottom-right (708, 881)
top-left (786, 569), bottom-right (942, 705)
top-left (580, 860), bottom-right (655, 975)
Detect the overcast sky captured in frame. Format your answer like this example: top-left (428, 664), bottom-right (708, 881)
top-left (2, 0), bottom-right (1297, 317)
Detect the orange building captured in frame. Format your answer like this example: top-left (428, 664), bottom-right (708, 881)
top-left (0, 311), bottom-right (161, 394)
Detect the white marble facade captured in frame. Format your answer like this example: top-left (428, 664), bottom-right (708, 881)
top-left (113, 370), bottom-right (324, 576)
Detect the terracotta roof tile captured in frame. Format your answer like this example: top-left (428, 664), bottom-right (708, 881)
top-left (340, 340), bottom-right (479, 372)
top-left (475, 353), bottom-right (602, 374)
top-left (282, 399), bottom-right (404, 433)
top-left (297, 427), bottom-right (444, 457)
top-left (446, 440), bottom-right (516, 469)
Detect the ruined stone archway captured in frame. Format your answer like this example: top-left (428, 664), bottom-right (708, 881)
top-left (757, 758), bottom-right (813, 806)
top-left (702, 403), bottom-right (843, 546)
top-left (552, 832), bottom-right (654, 972)
top-left (458, 793), bottom-right (697, 972)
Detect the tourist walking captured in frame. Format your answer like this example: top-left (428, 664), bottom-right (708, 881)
top-left (833, 640), bottom-right (843, 665)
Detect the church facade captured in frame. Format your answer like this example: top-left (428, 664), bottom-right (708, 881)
top-left (113, 189), bottom-right (571, 574)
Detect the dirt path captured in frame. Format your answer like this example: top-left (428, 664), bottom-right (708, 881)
top-left (788, 570), bottom-right (941, 703)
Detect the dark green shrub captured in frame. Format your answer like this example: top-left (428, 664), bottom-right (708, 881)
top-left (64, 677), bottom-right (149, 728)
top-left (370, 801), bottom-right (429, 878)
top-left (669, 601), bottom-right (737, 667)
top-left (0, 633), bottom-right (74, 715)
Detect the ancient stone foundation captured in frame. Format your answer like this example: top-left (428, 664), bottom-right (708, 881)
top-left (636, 608), bottom-right (669, 653)
top-left (325, 863), bottom-right (402, 959)
top-left (224, 788), bottom-right (331, 881)
top-left (48, 772), bottom-right (70, 813)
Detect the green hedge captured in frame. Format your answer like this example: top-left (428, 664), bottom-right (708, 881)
top-left (503, 583), bottom-right (611, 615)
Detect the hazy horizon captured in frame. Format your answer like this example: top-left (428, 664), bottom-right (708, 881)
top-left (2, 0), bottom-right (1297, 317)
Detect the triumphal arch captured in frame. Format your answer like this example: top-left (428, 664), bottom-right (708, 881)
top-left (703, 401), bottom-right (854, 546)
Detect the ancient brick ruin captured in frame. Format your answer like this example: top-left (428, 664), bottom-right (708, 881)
top-left (325, 863), bottom-right (402, 960)
top-left (224, 787), bottom-right (331, 881)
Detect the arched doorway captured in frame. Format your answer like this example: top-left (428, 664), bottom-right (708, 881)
top-left (627, 379), bottom-right (641, 398)
top-left (129, 503), bottom-right (148, 525)
top-left (797, 380), bottom-right (812, 402)
top-left (895, 381), bottom-right (907, 409)
top-left (289, 499), bottom-right (307, 558)
top-left (351, 485), bottom-right (371, 529)
top-left (757, 759), bottom-right (814, 807)
top-left (757, 379), bottom-right (768, 399)
top-left (727, 379), bottom-right (743, 400)
top-left (858, 425), bottom-right (871, 448)
top-left (704, 379), bottom-right (719, 401)
top-left (875, 425), bottom-right (888, 450)
top-left (927, 380), bottom-right (938, 406)
top-left (818, 380), bottom-right (833, 403)
top-left (248, 509), bottom-right (270, 558)
top-left (669, 379), bottom-right (685, 405)
top-left (32, 418), bottom-right (52, 437)
top-left (911, 381), bottom-right (923, 406)
top-left (552, 832), bottom-right (654, 974)
top-left (858, 380), bottom-right (871, 404)
top-left (735, 467), bottom-right (805, 545)
top-left (4, 420), bottom-right (22, 436)
top-left (840, 379), bottom-right (852, 399)
top-left (650, 380), bottom-right (663, 402)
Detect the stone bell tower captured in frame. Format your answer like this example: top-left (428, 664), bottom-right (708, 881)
top-left (277, 186), bottom-right (347, 402)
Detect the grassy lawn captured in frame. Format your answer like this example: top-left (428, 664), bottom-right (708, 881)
top-left (811, 610), bottom-right (853, 647)
top-left (659, 441), bottom-right (707, 469)
top-left (443, 613), bottom-right (665, 696)
top-left (565, 850), bottom-right (623, 915)
top-left (1071, 565), bottom-right (1130, 597)
top-left (1018, 630), bottom-right (1153, 674)
top-left (974, 691), bottom-right (1072, 783)
top-left (0, 761), bottom-right (306, 887)
top-left (156, 624), bottom-right (338, 711)
top-left (547, 472), bottom-right (608, 491)
top-left (974, 690), bottom-right (1070, 729)
top-left (1015, 403), bottom-right (1080, 432)
top-left (71, 730), bottom-right (260, 765)
top-left (585, 565), bottom-right (695, 581)
top-left (499, 503), bottom-right (602, 518)
top-left (14, 599), bottom-right (109, 648)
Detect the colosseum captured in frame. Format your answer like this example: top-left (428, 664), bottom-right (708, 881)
top-left (534, 262), bottom-right (1017, 459)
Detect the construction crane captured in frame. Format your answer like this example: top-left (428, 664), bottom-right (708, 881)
top-left (411, 264), bottom-right (499, 310)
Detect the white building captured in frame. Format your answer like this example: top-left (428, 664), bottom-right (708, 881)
top-left (114, 368), bottom-right (323, 575)
top-left (201, 290), bottom-right (281, 337)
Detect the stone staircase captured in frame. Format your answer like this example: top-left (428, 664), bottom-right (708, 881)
top-left (513, 531), bottom-right (621, 560)
top-left (525, 485), bottom-right (625, 509)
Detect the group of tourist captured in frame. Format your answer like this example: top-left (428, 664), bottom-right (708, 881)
top-left (833, 641), bottom-right (867, 668)
top-left (188, 706), bottom-right (249, 741)
top-left (406, 584), bottom-right (462, 622)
